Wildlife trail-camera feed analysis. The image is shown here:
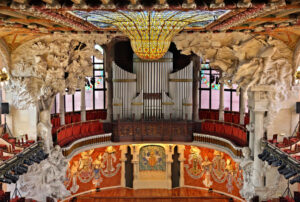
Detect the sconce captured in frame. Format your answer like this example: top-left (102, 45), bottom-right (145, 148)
top-left (295, 66), bottom-right (300, 83)
top-left (0, 68), bottom-right (9, 83)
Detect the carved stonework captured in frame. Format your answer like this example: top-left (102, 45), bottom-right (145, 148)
top-left (173, 32), bottom-right (294, 126)
top-left (37, 110), bottom-right (53, 153)
top-left (17, 145), bottom-right (70, 201)
top-left (239, 147), bottom-right (255, 202)
top-left (6, 33), bottom-right (116, 110)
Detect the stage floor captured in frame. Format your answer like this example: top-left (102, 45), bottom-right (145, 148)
top-left (69, 187), bottom-right (237, 202)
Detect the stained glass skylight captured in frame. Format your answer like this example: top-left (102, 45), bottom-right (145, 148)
top-left (72, 10), bottom-right (229, 60)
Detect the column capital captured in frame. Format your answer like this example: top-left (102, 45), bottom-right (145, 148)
top-left (248, 85), bottom-right (274, 112)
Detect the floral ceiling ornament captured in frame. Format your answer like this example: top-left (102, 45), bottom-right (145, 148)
top-left (71, 10), bottom-right (229, 60)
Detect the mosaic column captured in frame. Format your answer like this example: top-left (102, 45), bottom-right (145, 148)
top-left (59, 93), bottom-right (65, 125)
top-left (80, 86), bottom-right (86, 122)
top-left (219, 83), bottom-right (224, 121)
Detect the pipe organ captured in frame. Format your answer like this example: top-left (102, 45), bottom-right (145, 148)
top-left (112, 52), bottom-right (193, 120)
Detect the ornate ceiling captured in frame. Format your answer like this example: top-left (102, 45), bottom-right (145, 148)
top-left (0, 0), bottom-right (300, 51)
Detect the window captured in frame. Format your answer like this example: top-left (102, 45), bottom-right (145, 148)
top-left (199, 63), bottom-right (241, 112)
top-left (51, 45), bottom-right (106, 113)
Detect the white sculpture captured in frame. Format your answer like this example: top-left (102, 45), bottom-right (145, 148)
top-left (239, 147), bottom-right (255, 202)
top-left (173, 32), bottom-right (294, 126)
top-left (37, 110), bottom-right (53, 153)
top-left (6, 33), bottom-right (116, 110)
top-left (18, 145), bottom-right (70, 201)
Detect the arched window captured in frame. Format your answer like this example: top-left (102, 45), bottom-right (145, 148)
top-left (51, 45), bottom-right (106, 114)
top-left (199, 63), bottom-right (240, 112)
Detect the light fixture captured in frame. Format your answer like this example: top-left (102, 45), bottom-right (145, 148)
top-left (290, 175), bottom-right (300, 184)
top-left (0, 68), bottom-right (9, 83)
top-left (284, 169), bottom-right (297, 179)
top-left (4, 173), bottom-right (18, 183)
top-left (295, 66), bottom-right (300, 81)
top-left (72, 10), bottom-right (229, 60)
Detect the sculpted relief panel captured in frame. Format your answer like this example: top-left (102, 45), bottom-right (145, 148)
top-left (65, 146), bottom-right (121, 195)
top-left (173, 32), bottom-right (295, 124)
top-left (184, 145), bottom-right (243, 197)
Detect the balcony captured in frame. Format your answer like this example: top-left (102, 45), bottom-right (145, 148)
top-left (112, 120), bottom-right (193, 142)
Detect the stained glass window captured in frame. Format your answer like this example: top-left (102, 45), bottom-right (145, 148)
top-left (71, 10), bottom-right (229, 60)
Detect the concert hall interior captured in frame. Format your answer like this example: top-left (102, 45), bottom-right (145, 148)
top-left (0, 0), bottom-right (300, 201)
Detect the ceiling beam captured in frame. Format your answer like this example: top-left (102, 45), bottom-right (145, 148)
top-left (71, 0), bottom-right (82, 4)
top-left (42, 0), bottom-right (53, 3)
top-left (275, 8), bottom-right (300, 17)
top-left (6, 18), bottom-right (55, 28)
top-left (12, 0), bottom-right (27, 3)
top-left (0, 10), bottom-right (27, 19)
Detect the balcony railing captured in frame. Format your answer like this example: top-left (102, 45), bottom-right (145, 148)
top-left (193, 120), bottom-right (248, 147)
top-left (112, 120), bottom-right (193, 142)
top-left (193, 133), bottom-right (244, 158)
top-left (61, 133), bottom-right (112, 157)
top-left (199, 109), bottom-right (249, 126)
top-left (54, 120), bottom-right (112, 147)
top-left (51, 109), bottom-right (107, 134)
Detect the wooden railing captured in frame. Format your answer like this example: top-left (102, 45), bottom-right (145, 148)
top-left (193, 133), bottom-right (244, 158)
top-left (112, 120), bottom-right (193, 142)
top-left (193, 120), bottom-right (248, 147)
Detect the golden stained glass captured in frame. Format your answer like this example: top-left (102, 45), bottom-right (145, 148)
top-left (72, 10), bottom-right (229, 60)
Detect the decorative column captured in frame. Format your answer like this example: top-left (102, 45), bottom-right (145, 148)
top-left (247, 85), bottom-right (274, 200)
top-left (104, 41), bottom-right (115, 122)
top-left (192, 55), bottom-right (200, 121)
top-left (240, 88), bottom-right (245, 125)
top-left (59, 93), bottom-right (65, 125)
top-left (178, 145), bottom-right (186, 187)
top-left (80, 86), bottom-right (86, 122)
top-left (248, 109), bottom-right (255, 156)
top-left (166, 145), bottom-right (173, 189)
top-left (132, 145), bottom-right (139, 190)
top-left (120, 145), bottom-right (127, 187)
top-left (252, 110), bottom-right (264, 187)
top-left (219, 82), bottom-right (224, 121)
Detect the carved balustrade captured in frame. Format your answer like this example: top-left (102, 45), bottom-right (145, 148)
top-left (61, 133), bottom-right (112, 157)
top-left (112, 120), bottom-right (193, 142)
top-left (193, 133), bottom-right (244, 159)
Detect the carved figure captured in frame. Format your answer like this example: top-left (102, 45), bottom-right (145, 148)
top-left (17, 145), bottom-right (70, 201)
top-left (7, 33), bottom-right (114, 110)
top-left (173, 32), bottom-right (294, 126)
top-left (202, 156), bottom-right (213, 187)
top-left (239, 147), bottom-right (255, 202)
top-left (37, 110), bottom-right (53, 153)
